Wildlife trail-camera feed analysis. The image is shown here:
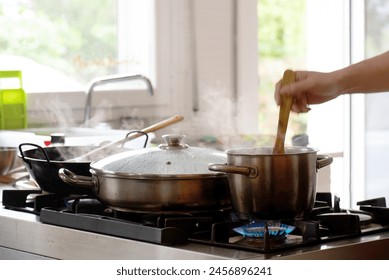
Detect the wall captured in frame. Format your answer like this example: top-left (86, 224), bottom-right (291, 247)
top-left (155, 0), bottom-right (259, 140)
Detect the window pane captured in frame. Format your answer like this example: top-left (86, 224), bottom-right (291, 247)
top-left (0, 0), bottom-right (153, 92)
top-left (257, 0), bottom-right (307, 143)
top-left (364, 0), bottom-right (389, 201)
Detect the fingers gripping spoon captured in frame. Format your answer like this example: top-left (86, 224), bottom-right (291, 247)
top-left (273, 70), bottom-right (296, 154)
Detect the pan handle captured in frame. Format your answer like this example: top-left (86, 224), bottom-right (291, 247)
top-left (122, 130), bottom-right (149, 148)
top-left (18, 143), bottom-right (51, 169)
top-left (316, 155), bottom-right (333, 170)
top-left (208, 163), bottom-right (259, 178)
top-left (58, 168), bottom-right (95, 188)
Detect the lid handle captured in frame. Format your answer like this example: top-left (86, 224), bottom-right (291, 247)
top-left (159, 134), bottom-right (188, 149)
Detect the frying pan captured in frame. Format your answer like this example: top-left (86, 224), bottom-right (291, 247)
top-left (19, 144), bottom-right (96, 195)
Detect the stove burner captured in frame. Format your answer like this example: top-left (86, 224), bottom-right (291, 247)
top-left (233, 220), bottom-right (295, 239)
top-left (3, 189), bottom-right (389, 254)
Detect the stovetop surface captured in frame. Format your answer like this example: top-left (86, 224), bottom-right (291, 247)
top-left (1, 184), bottom-right (389, 259)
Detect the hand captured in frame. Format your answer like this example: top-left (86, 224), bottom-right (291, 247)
top-left (274, 71), bottom-right (341, 113)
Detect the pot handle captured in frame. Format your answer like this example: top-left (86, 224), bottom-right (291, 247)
top-left (58, 168), bottom-right (95, 188)
top-left (316, 155), bottom-right (333, 170)
top-left (122, 130), bottom-right (149, 148)
top-left (19, 143), bottom-right (51, 169)
top-left (208, 163), bottom-right (259, 178)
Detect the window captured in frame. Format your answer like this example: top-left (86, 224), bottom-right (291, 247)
top-left (0, 0), bottom-right (164, 127)
top-left (359, 0), bottom-right (389, 204)
top-left (257, 0), bottom-right (307, 140)
top-left (0, 0), bottom-right (154, 93)
top-left (259, 0), bottom-right (389, 206)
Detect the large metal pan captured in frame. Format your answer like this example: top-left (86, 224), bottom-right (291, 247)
top-left (208, 146), bottom-right (333, 220)
top-left (59, 134), bottom-right (230, 212)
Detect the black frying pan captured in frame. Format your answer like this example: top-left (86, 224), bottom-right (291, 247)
top-left (18, 131), bottom-right (148, 196)
top-left (19, 143), bottom-right (94, 196)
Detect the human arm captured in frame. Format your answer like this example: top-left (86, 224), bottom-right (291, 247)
top-left (274, 51), bottom-right (389, 113)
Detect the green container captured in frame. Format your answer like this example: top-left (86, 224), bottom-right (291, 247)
top-left (0, 70), bottom-right (27, 129)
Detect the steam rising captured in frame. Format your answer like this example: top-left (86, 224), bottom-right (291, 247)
top-left (168, 83), bottom-right (259, 150)
top-left (29, 83), bottom-right (261, 159)
top-left (27, 95), bottom-right (148, 161)
top-left (34, 96), bottom-right (76, 128)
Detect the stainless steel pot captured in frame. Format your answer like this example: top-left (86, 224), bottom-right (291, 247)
top-left (0, 147), bottom-right (17, 175)
top-left (59, 134), bottom-right (230, 211)
top-left (208, 146), bottom-right (333, 220)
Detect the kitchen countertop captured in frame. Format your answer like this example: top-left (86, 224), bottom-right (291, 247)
top-left (1, 184), bottom-right (389, 260)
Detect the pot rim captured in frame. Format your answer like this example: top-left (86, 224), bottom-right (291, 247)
top-left (90, 168), bottom-right (227, 179)
top-left (20, 155), bottom-right (92, 164)
top-left (88, 135), bottom-right (227, 175)
top-left (18, 145), bottom-right (95, 164)
top-left (226, 146), bottom-right (319, 156)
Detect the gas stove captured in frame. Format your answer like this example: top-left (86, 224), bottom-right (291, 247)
top-left (1, 184), bottom-right (389, 259)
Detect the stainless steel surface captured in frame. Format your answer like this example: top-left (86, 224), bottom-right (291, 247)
top-left (0, 246), bottom-right (52, 260)
top-left (83, 74), bottom-right (154, 125)
top-left (209, 146), bottom-right (333, 220)
top-left (0, 147), bottom-right (17, 175)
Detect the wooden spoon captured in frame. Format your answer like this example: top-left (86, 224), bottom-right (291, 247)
top-left (69, 115), bottom-right (184, 162)
top-left (273, 70), bottom-right (296, 154)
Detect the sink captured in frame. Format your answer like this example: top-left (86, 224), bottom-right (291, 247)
top-left (0, 127), bottom-right (153, 149)
top-left (25, 127), bottom-right (124, 137)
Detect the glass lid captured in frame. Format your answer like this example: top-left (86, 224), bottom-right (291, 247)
top-left (91, 134), bottom-right (227, 175)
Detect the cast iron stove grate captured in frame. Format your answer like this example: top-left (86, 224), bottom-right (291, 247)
top-left (39, 197), bottom-right (232, 245)
top-left (40, 208), bottom-right (189, 245)
top-left (187, 193), bottom-right (389, 254)
top-left (2, 189), bottom-right (70, 215)
top-left (37, 194), bottom-right (334, 252)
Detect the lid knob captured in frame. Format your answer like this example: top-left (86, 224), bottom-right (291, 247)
top-left (160, 134), bottom-right (188, 149)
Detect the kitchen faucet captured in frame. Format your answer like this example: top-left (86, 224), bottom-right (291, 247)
top-left (83, 74), bottom-right (154, 126)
